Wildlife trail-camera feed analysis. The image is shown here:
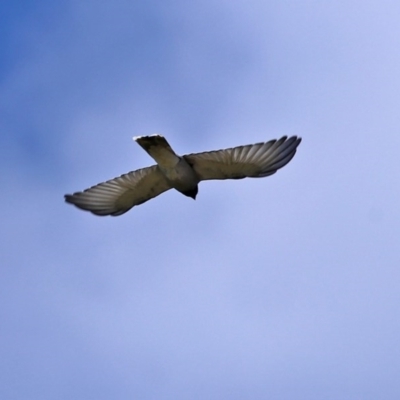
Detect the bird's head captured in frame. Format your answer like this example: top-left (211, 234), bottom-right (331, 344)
top-left (181, 186), bottom-right (198, 200)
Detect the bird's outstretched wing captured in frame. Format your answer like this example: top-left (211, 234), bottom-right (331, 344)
top-left (65, 165), bottom-right (171, 216)
top-left (184, 136), bottom-right (301, 181)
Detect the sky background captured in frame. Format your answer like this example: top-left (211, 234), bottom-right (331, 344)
top-left (1, 1), bottom-right (400, 399)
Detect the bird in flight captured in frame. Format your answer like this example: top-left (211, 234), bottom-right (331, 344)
top-left (65, 135), bottom-right (301, 216)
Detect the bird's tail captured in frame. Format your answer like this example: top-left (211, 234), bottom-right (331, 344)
top-left (133, 134), bottom-right (179, 167)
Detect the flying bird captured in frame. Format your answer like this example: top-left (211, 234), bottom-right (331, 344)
top-left (65, 135), bottom-right (301, 216)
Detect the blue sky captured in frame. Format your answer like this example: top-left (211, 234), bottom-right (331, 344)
top-left (1, 1), bottom-right (400, 398)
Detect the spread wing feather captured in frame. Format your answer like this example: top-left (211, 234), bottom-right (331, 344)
top-left (64, 165), bottom-right (171, 216)
top-left (184, 136), bottom-right (301, 180)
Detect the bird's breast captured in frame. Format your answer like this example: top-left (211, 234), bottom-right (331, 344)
top-left (160, 158), bottom-right (199, 191)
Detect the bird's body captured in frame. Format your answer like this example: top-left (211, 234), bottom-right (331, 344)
top-left (65, 134), bottom-right (301, 216)
top-left (161, 158), bottom-right (200, 198)
top-left (135, 135), bottom-right (200, 198)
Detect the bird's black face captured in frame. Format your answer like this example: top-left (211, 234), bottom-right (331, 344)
top-left (181, 186), bottom-right (198, 200)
